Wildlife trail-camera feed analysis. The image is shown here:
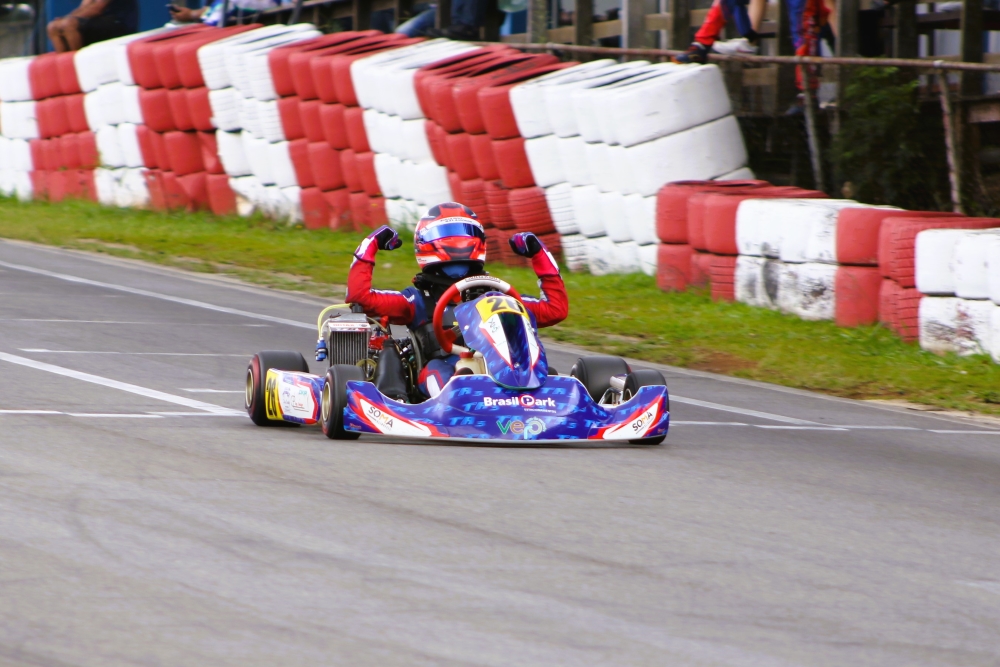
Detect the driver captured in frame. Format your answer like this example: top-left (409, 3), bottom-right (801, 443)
top-left (344, 202), bottom-right (568, 400)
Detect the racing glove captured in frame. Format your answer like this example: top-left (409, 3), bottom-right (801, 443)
top-left (510, 232), bottom-right (560, 277)
top-left (353, 225), bottom-right (402, 265)
top-left (509, 232), bottom-right (543, 258)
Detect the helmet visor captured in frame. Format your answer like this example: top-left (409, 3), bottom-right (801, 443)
top-left (416, 222), bottom-right (485, 245)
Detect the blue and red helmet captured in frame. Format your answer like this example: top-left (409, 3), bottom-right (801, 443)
top-left (414, 202), bottom-right (486, 277)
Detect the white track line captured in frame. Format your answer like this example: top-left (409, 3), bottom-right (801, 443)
top-left (0, 261), bottom-right (313, 330)
top-left (0, 352), bottom-right (242, 415)
top-left (20, 349), bottom-right (249, 356)
top-left (669, 395), bottom-right (820, 425)
top-left (67, 413), bottom-right (165, 419)
top-left (181, 389), bottom-right (245, 394)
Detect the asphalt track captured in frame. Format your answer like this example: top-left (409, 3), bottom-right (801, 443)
top-left (1, 239), bottom-right (999, 667)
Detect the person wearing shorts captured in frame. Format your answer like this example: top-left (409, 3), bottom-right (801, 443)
top-left (47, 0), bottom-right (137, 51)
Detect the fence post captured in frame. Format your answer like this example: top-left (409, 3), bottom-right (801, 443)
top-left (892, 1), bottom-right (918, 59)
top-left (667, 0), bottom-right (689, 50)
top-left (622, 0), bottom-right (651, 48)
top-left (937, 71), bottom-right (964, 213)
top-left (436, 0), bottom-right (452, 30)
top-left (353, 0), bottom-right (373, 29)
top-left (527, 0), bottom-right (547, 42)
top-left (575, 0), bottom-right (594, 46)
top-left (960, 0), bottom-right (983, 96)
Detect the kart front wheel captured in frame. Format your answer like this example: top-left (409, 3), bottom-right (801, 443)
top-left (321, 364), bottom-right (366, 440)
top-left (624, 369), bottom-right (668, 445)
top-left (246, 350), bottom-right (309, 426)
top-left (570, 355), bottom-right (630, 403)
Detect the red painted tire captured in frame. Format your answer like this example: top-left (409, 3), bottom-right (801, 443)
top-left (28, 53), bottom-right (60, 100)
top-left (139, 88), bottom-right (176, 133)
top-left (163, 131), bottom-right (204, 176)
top-left (834, 265), bottom-right (881, 327)
top-left (288, 138), bottom-right (315, 188)
top-left (318, 103), bottom-right (349, 149)
top-left (278, 96), bottom-right (305, 141)
top-left (493, 137), bottom-right (534, 189)
top-left (298, 100), bottom-right (326, 143)
top-left (168, 88), bottom-right (194, 132)
top-left (322, 188), bottom-right (351, 230)
top-left (881, 217), bottom-right (999, 286)
top-left (425, 120), bottom-right (449, 166)
top-left (197, 131), bottom-right (224, 175)
top-left (178, 171), bottom-right (209, 211)
top-left (145, 169), bottom-right (168, 210)
top-left (830, 209), bottom-right (961, 269)
top-left (206, 173), bottom-right (237, 216)
top-left (444, 132), bottom-right (478, 180)
top-left (656, 180), bottom-right (770, 244)
top-left (343, 106), bottom-right (370, 153)
top-left (187, 87), bottom-right (214, 132)
top-left (36, 97), bottom-right (69, 139)
top-left (469, 132), bottom-right (500, 181)
top-left (56, 52), bottom-right (81, 95)
top-left (78, 131), bottom-right (99, 169)
top-left (709, 254), bottom-right (738, 301)
top-left (308, 142), bottom-right (344, 191)
top-left (690, 250), bottom-right (712, 287)
top-left (508, 186), bottom-right (555, 234)
top-left (340, 149), bottom-right (362, 193)
top-left (484, 180), bottom-right (516, 230)
top-left (65, 93), bottom-right (88, 133)
top-left (300, 186), bottom-right (330, 229)
top-left (695, 186), bottom-right (824, 253)
top-left (355, 151), bottom-right (380, 197)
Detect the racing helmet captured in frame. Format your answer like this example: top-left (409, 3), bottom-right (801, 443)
top-left (414, 202), bottom-right (486, 279)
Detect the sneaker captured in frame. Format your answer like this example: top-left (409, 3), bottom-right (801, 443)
top-left (672, 42), bottom-right (709, 64)
top-left (711, 37), bottom-right (759, 56)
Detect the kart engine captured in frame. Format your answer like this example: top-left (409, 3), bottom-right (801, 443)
top-left (322, 312), bottom-right (372, 366)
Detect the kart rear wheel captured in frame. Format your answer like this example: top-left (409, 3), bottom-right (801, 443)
top-left (570, 355), bottom-right (630, 403)
top-left (624, 369), bottom-right (668, 445)
top-left (321, 364), bottom-right (366, 440)
top-left (246, 351), bottom-right (310, 426)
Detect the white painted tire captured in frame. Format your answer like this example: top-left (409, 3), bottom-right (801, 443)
top-left (612, 240), bottom-right (642, 273)
top-left (209, 88), bottom-right (242, 133)
top-left (735, 255), bottom-right (766, 307)
top-left (573, 65), bottom-right (666, 143)
top-left (953, 229), bottom-right (1000, 300)
top-left (560, 233), bottom-right (589, 272)
top-left (607, 145), bottom-right (636, 195)
top-left (915, 228), bottom-right (966, 296)
top-left (97, 82), bottom-right (126, 127)
top-left (775, 199), bottom-right (865, 263)
top-left (229, 175), bottom-right (265, 216)
top-left (989, 304), bottom-right (1000, 362)
top-left (217, 130), bottom-right (252, 177)
top-left (987, 235), bottom-right (1000, 305)
top-left (920, 297), bottom-right (993, 356)
top-left (269, 141), bottom-right (298, 189)
top-left (84, 91), bottom-right (104, 131)
top-left (544, 62), bottom-right (650, 139)
top-left (96, 124), bottom-right (125, 168)
top-left (599, 191), bottom-right (630, 242)
top-left (117, 123), bottom-right (144, 168)
top-left (523, 135), bottom-right (565, 188)
top-left (599, 64), bottom-right (732, 148)
top-left (121, 84), bottom-right (144, 124)
top-left (400, 117), bottom-right (433, 162)
top-left (585, 235), bottom-right (617, 275)
top-left (557, 135), bottom-right (591, 187)
top-left (243, 132), bottom-right (275, 185)
top-left (571, 185), bottom-right (604, 238)
top-left (583, 142), bottom-right (615, 193)
top-left (637, 242), bottom-right (658, 276)
top-left (257, 99), bottom-right (286, 143)
top-left (0, 101), bottom-right (38, 140)
top-left (624, 194), bottom-right (657, 246)
top-left (544, 182), bottom-right (576, 235)
top-left (0, 56), bottom-right (34, 102)
top-left (508, 60), bottom-right (616, 139)
top-left (374, 152), bottom-right (403, 199)
top-left (281, 185), bottom-right (303, 224)
top-left (94, 168), bottom-right (118, 206)
top-left (625, 115), bottom-right (748, 197)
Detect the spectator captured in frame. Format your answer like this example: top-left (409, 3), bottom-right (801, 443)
top-left (673, 0), bottom-right (765, 64)
top-left (169, 0), bottom-right (275, 25)
top-left (46, 0), bottom-right (138, 52)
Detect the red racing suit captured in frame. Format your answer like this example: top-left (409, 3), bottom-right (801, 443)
top-left (346, 250), bottom-right (569, 331)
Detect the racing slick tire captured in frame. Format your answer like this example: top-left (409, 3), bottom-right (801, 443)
top-left (321, 364), bottom-right (366, 440)
top-left (246, 350), bottom-right (309, 427)
top-left (624, 368), bottom-right (668, 445)
top-left (570, 355), bottom-right (630, 403)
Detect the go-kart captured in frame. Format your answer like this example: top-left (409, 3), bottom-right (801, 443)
top-left (245, 276), bottom-right (669, 444)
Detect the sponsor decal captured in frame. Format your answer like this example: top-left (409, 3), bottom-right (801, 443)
top-left (496, 416), bottom-right (546, 437)
top-left (483, 394), bottom-right (557, 409)
top-left (475, 295), bottom-right (527, 321)
top-left (358, 397), bottom-right (431, 437)
top-left (265, 371), bottom-right (281, 421)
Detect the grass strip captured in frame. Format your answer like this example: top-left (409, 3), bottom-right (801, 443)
top-left (2, 197), bottom-right (999, 415)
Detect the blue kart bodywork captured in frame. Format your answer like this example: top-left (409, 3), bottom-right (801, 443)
top-left (341, 374), bottom-right (669, 443)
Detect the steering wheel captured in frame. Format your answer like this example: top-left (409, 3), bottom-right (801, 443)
top-left (432, 276), bottom-right (522, 354)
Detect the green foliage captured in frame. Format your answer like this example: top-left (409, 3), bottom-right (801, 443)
top-left (2, 196), bottom-right (1000, 415)
top-left (832, 66), bottom-right (950, 210)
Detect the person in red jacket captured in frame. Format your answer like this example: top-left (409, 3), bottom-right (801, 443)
top-left (345, 202), bottom-right (568, 400)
